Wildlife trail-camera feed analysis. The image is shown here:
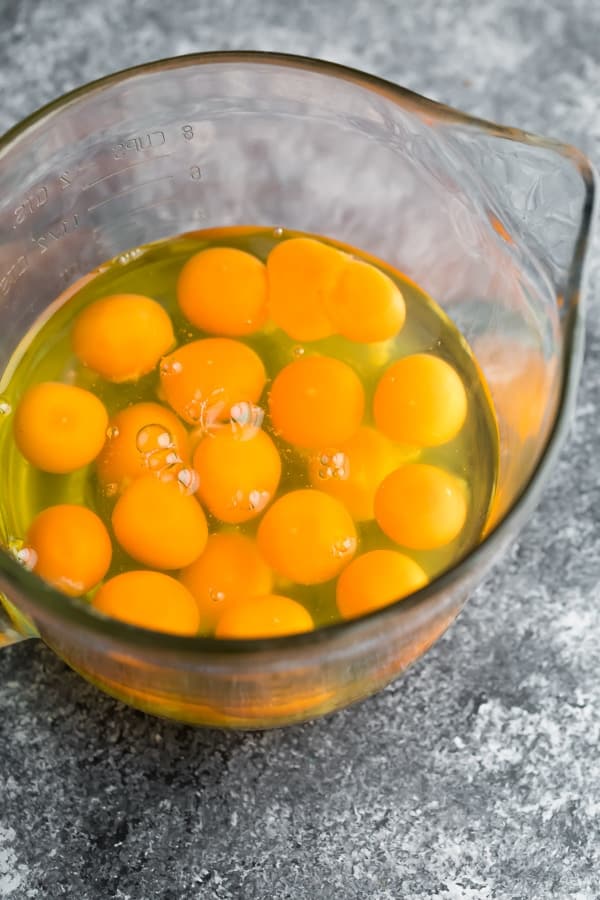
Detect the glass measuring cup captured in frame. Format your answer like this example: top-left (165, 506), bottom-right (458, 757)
top-left (0, 53), bottom-right (594, 728)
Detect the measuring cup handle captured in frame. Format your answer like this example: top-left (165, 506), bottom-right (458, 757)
top-left (0, 593), bottom-right (37, 648)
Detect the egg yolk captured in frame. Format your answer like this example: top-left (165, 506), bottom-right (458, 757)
top-left (160, 338), bottom-right (266, 426)
top-left (324, 259), bottom-right (406, 343)
top-left (177, 246), bottom-right (268, 336)
top-left (112, 475), bottom-right (208, 569)
top-left (374, 353), bottom-right (467, 446)
top-left (336, 549), bottom-right (428, 620)
top-left (258, 489), bottom-right (357, 584)
top-left (375, 463), bottom-right (467, 549)
top-left (96, 401), bottom-right (190, 492)
top-left (14, 381), bottom-right (108, 474)
top-left (193, 427), bottom-right (281, 524)
top-left (266, 237), bottom-right (347, 341)
top-left (269, 355), bottom-right (364, 448)
top-left (179, 532), bottom-right (273, 633)
top-left (215, 594), bottom-right (314, 639)
top-left (93, 571), bottom-right (201, 636)
top-left (308, 425), bottom-right (418, 521)
top-left (72, 293), bottom-right (175, 382)
top-left (27, 504), bottom-right (112, 596)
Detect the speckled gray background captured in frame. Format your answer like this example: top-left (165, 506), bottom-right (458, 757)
top-left (1, 1), bottom-right (599, 898)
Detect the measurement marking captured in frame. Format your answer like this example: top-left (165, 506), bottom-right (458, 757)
top-left (103, 179), bottom-right (205, 223)
top-left (83, 155), bottom-right (173, 191)
top-left (86, 175), bottom-right (174, 212)
top-left (126, 196), bottom-right (177, 216)
top-left (13, 186), bottom-right (48, 227)
top-left (0, 255), bottom-right (28, 297)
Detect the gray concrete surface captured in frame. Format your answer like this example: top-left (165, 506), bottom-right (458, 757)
top-left (0, 1), bottom-right (599, 897)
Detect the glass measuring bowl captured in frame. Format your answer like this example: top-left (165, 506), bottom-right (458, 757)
top-left (0, 53), bottom-right (594, 728)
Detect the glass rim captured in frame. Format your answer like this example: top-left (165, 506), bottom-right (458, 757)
top-left (0, 51), bottom-right (594, 656)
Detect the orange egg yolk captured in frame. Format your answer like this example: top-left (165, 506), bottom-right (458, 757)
top-left (96, 401), bottom-right (190, 492)
top-left (269, 355), bottom-right (364, 448)
top-left (112, 475), bottom-right (208, 569)
top-left (27, 504), bottom-right (112, 596)
top-left (93, 571), bottom-right (201, 636)
top-left (72, 293), bottom-right (175, 382)
top-left (336, 549), bottom-right (428, 620)
top-left (308, 425), bottom-right (418, 521)
top-left (179, 532), bottom-right (273, 633)
top-left (375, 463), bottom-right (467, 550)
top-left (374, 353), bottom-right (467, 446)
top-left (266, 237), bottom-right (347, 341)
top-left (160, 338), bottom-right (266, 426)
top-left (325, 258), bottom-right (406, 343)
top-left (258, 489), bottom-right (357, 584)
top-left (193, 427), bottom-right (281, 524)
top-left (177, 246), bottom-right (268, 336)
top-left (14, 381), bottom-right (108, 474)
top-left (215, 594), bottom-right (314, 639)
